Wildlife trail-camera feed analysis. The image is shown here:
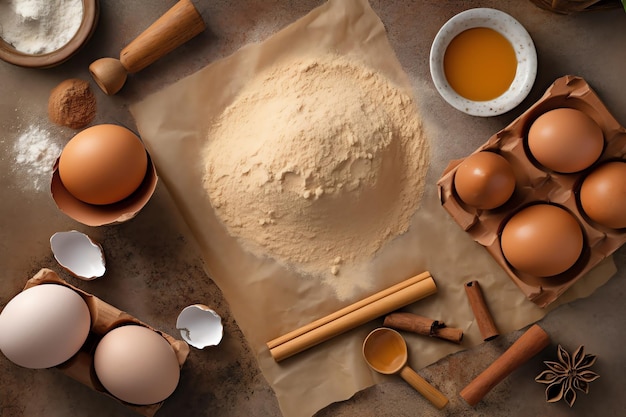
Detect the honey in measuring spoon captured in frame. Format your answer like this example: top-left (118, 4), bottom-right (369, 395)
top-left (444, 27), bottom-right (517, 101)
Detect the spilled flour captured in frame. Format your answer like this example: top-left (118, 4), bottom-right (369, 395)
top-left (202, 54), bottom-right (429, 299)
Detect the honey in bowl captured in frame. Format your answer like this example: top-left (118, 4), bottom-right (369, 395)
top-left (443, 27), bottom-right (517, 101)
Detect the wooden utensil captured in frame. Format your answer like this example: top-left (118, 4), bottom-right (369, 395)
top-left (362, 328), bottom-right (449, 409)
top-left (89, 0), bottom-right (205, 95)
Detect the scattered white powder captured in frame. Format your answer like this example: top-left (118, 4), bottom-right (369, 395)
top-left (12, 125), bottom-right (62, 191)
top-left (0, 0), bottom-right (83, 54)
top-left (202, 55), bottom-right (430, 299)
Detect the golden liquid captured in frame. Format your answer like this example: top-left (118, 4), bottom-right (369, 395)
top-left (443, 27), bottom-right (517, 101)
top-left (364, 330), bottom-right (405, 372)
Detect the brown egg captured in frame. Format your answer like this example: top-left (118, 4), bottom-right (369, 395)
top-left (454, 151), bottom-right (516, 209)
top-left (527, 108), bottom-right (603, 173)
top-left (58, 124), bottom-right (148, 205)
top-left (500, 204), bottom-right (583, 277)
top-left (94, 325), bottom-right (180, 405)
top-left (580, 161), bottom-right (626, 229)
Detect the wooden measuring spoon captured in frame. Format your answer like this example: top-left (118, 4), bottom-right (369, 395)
top-left (362, 327), bottom-right (449, 409)
top-left (89, 0), bottom-right (205, 95)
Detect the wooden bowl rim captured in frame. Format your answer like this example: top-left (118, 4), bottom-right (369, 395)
top-left (0, 0), bottom-right (99, 69)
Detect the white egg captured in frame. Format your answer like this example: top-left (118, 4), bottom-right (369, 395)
top-left (0, 284), bottom-right (91, 368)
top-left (94, 325), bottom-right (180, 405)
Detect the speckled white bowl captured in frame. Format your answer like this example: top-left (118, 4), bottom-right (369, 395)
top-left (430, 8), bottom-right (537, 117)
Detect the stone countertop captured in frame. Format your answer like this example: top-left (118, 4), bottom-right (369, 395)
top-left (1, 1), bottom-right (625, 416)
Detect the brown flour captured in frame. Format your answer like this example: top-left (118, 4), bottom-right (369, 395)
top-left (201, 55), bottom-right (429, 298)
top-left (48, 79), bottom-right (96, 129)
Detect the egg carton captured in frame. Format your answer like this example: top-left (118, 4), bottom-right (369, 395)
top-left (23, 268), bottom-right (189, 417)
top-left (437, 75), bottom-right (626, 307)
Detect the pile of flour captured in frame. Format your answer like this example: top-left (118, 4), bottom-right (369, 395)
top-left (202, 55), bottom-right (429, 298)
top-left (0, 0), bottom-right (83, 54)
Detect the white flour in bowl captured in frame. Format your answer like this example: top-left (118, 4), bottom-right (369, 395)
top-left (202, 54), bottom-right (429, 298)
top-left (0, 0), bottom-right (83, 54)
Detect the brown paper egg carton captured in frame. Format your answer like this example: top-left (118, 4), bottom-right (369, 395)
top-left (23, 268), bottom-right (190, 417)
top-left (437, 75), bottom-right (626, 307)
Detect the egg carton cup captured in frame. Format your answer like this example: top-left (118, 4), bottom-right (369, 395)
top-left (23, 268), bottom-right (190, 417)
top-left (437, 75), bottom-right (626, 307)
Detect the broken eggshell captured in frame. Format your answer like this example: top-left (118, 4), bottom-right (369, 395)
top-left (176, 304), bottom-right (223, 349)
top-left (50, 230), bottom-right (106, 280)
top-left (50, 150), bottom-right (158, 227)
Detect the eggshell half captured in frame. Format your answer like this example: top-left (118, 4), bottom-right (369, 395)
top-left (50, 230), bottom-right (106, 280)
top-left (58, 124), bottom-right (148, 205)
top-left (176, 304), bottom-right (223, 349)
top-left (51, 151), bottom-right (158, 227)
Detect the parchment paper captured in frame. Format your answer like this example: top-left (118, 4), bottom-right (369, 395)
top-left (130, 1), bottom-right (616, 416)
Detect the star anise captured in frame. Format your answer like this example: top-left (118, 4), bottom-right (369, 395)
top-left (535, 344), bottom-right (600, 407)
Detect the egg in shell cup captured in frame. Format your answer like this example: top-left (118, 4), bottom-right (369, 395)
top-left (437, 75), bottom-right (626, 307)
top-left (51, 124), bottom-right (158, 227)
top-left (20, 268), bottom-right (189, 416)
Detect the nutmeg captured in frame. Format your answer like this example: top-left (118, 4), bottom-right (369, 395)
top-left (48, 78), bottom-right (97, 129)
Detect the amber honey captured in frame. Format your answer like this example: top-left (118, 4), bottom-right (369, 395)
top-left (443, 27), bottom-right (517, 101)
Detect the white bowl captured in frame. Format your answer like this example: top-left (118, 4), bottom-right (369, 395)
top-left (429, 8), bottom-right (537, 117)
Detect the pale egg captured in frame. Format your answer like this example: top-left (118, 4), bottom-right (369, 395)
top-left (0, 284), bottom-right (91, 369)
top-left (58, 124), bottom-right (148, 205)
top-left (94, 325), bottom-right (180, 405)
top-left (527, 108), bottom-right (604, 173)
top-left (500, 204), bottom-right (583, 277)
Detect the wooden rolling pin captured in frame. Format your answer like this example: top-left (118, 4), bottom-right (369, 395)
top-left (267, 272), bottom-right (438, 362)
top-left (89, 0), bottom-right (205, 95)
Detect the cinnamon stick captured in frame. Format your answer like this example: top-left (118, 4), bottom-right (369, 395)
top-left (383, 312), bottom-right (463, 344)
top-left (267, 272), bottom-right (437, 362)
top-left (465, 280), bottom-right (499, 341)
top-left (460, 324), bottom-right (550, 406)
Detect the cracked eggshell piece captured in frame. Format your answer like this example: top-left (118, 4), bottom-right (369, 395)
top-left (176, 305), bottom-right (223, 349)
top-left (50, 230), bottom-right (106, 280)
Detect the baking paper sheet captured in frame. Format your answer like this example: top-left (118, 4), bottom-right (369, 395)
top-left (130, 1), bottom-right (616, 416)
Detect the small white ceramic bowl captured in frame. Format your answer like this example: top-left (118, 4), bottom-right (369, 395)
top-left (429, 8), bottom-right (537, 117)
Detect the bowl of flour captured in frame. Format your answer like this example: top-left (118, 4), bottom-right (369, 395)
top-left (0, 0), bottom-right (99, 68)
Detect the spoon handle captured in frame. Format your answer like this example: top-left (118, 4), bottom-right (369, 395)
top-left (399, 366), bottom-right (449, 409)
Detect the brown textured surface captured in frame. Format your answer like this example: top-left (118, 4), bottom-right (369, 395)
top-left (1, 1), bottom-right (625, 416)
